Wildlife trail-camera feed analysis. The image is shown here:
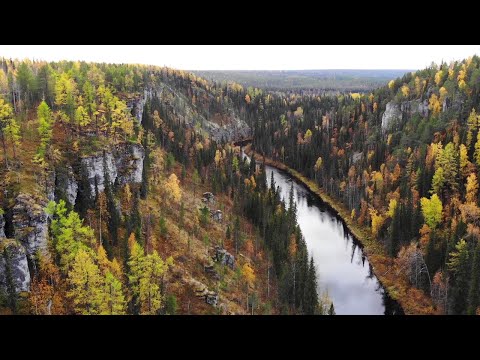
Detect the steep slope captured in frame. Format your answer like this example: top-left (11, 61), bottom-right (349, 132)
top-left (241, 55), bottom-right (480, 314)
top-left (0, 59), bottom-right (320, 315)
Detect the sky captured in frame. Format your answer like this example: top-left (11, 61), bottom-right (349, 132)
top-left (0, 45), bottom-right (479, 71)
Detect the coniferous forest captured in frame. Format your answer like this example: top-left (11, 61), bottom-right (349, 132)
top-left (1, 52), bottom-right (480, 315)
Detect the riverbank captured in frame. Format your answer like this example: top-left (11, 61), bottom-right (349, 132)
top-left (245, 145), bottom-right (437, 315)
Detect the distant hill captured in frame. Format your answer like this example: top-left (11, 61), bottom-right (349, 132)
top-left (193, 69), bottom-right (413, 91)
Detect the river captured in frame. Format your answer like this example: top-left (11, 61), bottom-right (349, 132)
top-left (264, 165), bottom-right (403, 315)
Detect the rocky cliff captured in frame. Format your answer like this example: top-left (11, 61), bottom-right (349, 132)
top-left (132, 85), bottom-right (251, 142)
top-left (382, 99), bottom-right (430, 131)
top-left (0, 239), bottom-right (31, 293)
top-left (0, 214), bottom-right (5, 238)
top-left (81, 143), bottom-right (145, 196)
top-left (0, 142), bottom-right (145, 297)
top-left (12, 193), bottom-right (49, 259)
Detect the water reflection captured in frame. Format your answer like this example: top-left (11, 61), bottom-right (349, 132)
top-left (265, 165), bottom-right (403, 315)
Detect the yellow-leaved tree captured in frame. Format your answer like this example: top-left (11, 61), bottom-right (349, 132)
top-left (139, 251), bottom-right (173, 315)
top-left (242, 262), bottom-right (256, 313)
top-left (435, 70), bottom-right (444, 86)
top-left (466, 173), bottom-right (479, 204)
top-left (369, 208), bottom-right (385, 237)
top-left (429, 94), bottom-right (441, 116)
top-left (164, 173), bottom-right (182, 205)
top-left (387, 199), bottom-right (398, 218)
top-left (304, 129), bottom-right (313, 143)
top-left (127, 233), bottom-right (173, 315)
top-left (0, 97), bottom-right (14, 167)
top-left (420, 194), bottom-right (443, 230)
top-left (67, 249), bottom-right (103, 315)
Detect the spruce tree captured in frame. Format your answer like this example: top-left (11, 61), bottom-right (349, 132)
top-left (468, 242), bottom-right (480, 314)
top-left (303, 257), bottom-right (318, 315)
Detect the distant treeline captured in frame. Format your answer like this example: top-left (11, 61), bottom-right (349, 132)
top-left (193, 69), bottom-right (411, 91)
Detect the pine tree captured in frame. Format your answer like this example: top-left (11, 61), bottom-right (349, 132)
top-left (303, 257), bottom-right (318, 315)
top-left (75, 162), bottom-right (93, 220)
top-left (328, 303), bottom-right (336, 315)
top-left (468, 242), bottom-right (480, 314)
top-left (288, 182), bottom-right (297, 227)
top-left (233, 217), bottom-right (241, 255)
top-left (448, 239), bottom-right (471, 314)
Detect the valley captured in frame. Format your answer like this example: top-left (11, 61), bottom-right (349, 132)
top-left (1, 49), bottom-right (480, 315)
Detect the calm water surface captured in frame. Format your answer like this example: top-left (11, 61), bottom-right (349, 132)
top-left (265, 165), bottom-right (403, 315)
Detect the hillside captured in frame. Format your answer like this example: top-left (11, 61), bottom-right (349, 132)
top-left (238, 56), bottom-right (480, 314)
top-left (3, 53), bottom-right (480, 315)
top-left (0, 59), bottom-right (322, 315)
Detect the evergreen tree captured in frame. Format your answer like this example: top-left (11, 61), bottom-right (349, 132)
top-left (448, 239), bottom-right (471, 314)
top-left (233, 217), bottom-right (241, 255)
top-left (303, 257), bottom-right (318, 315)
top-left (468, 242), bottom-right (480, 314)
top-left (328, 303), bottom-right (336, 315)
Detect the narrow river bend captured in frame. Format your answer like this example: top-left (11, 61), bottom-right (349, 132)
top-left (264, 165), bottom-right (403, 315)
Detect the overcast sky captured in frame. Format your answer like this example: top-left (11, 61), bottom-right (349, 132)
top-left (0, 45), bottom-right (478, 70)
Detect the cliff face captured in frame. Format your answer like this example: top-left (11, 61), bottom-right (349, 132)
top-left (81, 151), bottom-right (117, 195)
top-left (0, 214), bottom-right (5, 238)
top-left (81, 143), bottom-right (145, 196)
top-left (133, 85), bottom-right (251, 142)
top-left (382, 99), bottom-right (430, 131)
top-left (0, 142), bottom-right (145, 297)
top-left (12, 193), bottom-right (49, 259)
top-left (0, 239), bottom-right (31, 294)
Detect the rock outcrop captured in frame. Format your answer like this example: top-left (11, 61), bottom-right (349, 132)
top-left (116, 143), bottom-right (144, 185)
top-left (81, 151), bottom-right (117, 195)
top-left (46, 170), bottom-right (56, 202)
top-left (12, 193), bottom-right (49, 258)
top-left (81, 143), bottom-right (145, 195)
top-left (186, 276), bottom-right (219, 307)
top-left (381, 102), bottom-right (402, 131)
top-left (352, 151), bottom-right (363, 165)
top-left (53, 166), bottom-right (79, 206)
top-left (66, 168), bottom-right (78, 206)
top-left (400, 99), bottom-right (429, 118)
top-left (0, 214), bottom-right (5, 238)
top-left (128, 84), bottom-right (251, 142)
top-left (213, 246), bottom-right (235, 269)
top-left (382, 99), bottom-right (429, 131)
top-left (0, 239), bottom-right (31, 293)
top-left (204, 115), bottom-right (251, 142)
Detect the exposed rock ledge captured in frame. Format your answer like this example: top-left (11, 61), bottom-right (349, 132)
top-left (381, 99), bottom-right (429, 131)
top-left (0, 239), bottom-right (31, 293)
top-left (12, 193), bottom-right (49, 259)
top-left (81, 143), bottom-right (145, 195)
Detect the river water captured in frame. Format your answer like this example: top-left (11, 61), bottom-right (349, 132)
top-left (264, 165), bottom-right (403, 315)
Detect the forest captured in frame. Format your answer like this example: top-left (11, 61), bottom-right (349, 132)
top-left (1, 53), bottom-right (480, 315)
top-left (241, 56), bottom-right (480, 314)
top-left (194, 69), bottom-right (409, 92)
top-left (0, 58), bottom-right (324, 315)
